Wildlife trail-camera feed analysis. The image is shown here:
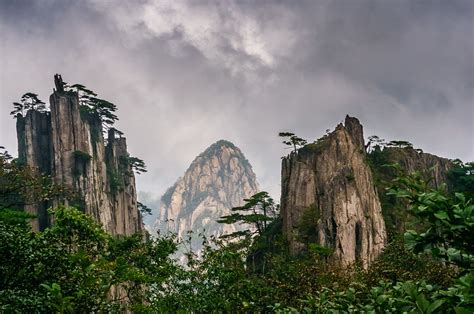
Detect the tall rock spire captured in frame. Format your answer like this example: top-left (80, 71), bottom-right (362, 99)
top-left (280, 116), bottom-right (387, 268)
top-left (16, 75), bottom-right (142, 234)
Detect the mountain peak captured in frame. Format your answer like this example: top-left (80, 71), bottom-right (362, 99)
top-left (154, 141), bottom-right (259, 249)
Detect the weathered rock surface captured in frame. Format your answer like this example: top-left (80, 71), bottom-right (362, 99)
top-left (370, 145), bottom-right (453, 237)
top-left (280, 116), bottom-right (387, 268)
top-left (16, 74), bottom-right (142, 235)
top-left (154, 140), bottom-right (259, 248)
top-left (383, 147), bottom-right (452, 189)
top-left (16, 110), bottom-right (51, 231)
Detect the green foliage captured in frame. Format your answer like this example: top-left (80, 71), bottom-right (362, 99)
top-left (279, 132), bottom-right (308, 153)
top-left (218, 191), bottom-right (278, 239)
top-left (10, 92), bottom-right (47, 118)
top-left (120, 155), bottom-right (147, 175)
top-left (365, 135), bottom-right (387, 152)
top-left (448, 160), bottom-right (474, 200)
top-left (301, 136), bottom-right (330, 154)
top-left (0, 149), bottom-right (74, 212)
top-left (67, 83), bottom-right (118, 132)
top-left (72, 150), bottom-right (92, 163)
top-left (137, 201), bottom-right (152, 215)
top-left (0, 208), bottom-right (36, 227)
top-left (107, 166), bottom-right (124, 194)
top-left (366, 146), bottom-right (415, 238)
top-left (272, 280), bottom-right (456, 313)
top-left (388, 172), bottom-right (474, 269)
top-left (2, 138), bottom-right (472, 312)
top-left (387, 140), bottom-right (414, 149)
top-left (0, 206), bottom-right (178, 312)
top-left (297, 203), bottom-right (320, 245)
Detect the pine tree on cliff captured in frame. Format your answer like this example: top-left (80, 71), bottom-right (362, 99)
top-left (66, 83), bottom-right (118, 130)
top-left (10, 93), bottom-right (47, 117)
top-left (218, 191), bottom-right (278, 238)
top-left (278, 132), bottom-right (307, 153)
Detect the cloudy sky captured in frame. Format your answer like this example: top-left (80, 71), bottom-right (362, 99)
top-left (1, 0), bottom-right (473, 203)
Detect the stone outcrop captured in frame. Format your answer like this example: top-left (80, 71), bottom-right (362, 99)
top-left (16, 110), bottom-right (51, 231)
top-left (280, 116), bottom-right (387, 268)
top-left (369, 145), bottom-right (453, 237)
top-left (16, 74), bottom-right (142, 235)
top-left (154, 140), bottom-right (259, 248)
top-left (383, 147), bottom-right (452, 189)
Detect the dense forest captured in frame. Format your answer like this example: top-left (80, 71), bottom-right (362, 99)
top-left (1, 119), bottom-right (473, 312)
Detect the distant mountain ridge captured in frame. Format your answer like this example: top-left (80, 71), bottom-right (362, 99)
top-left (153, 140), bottom-right (259, 248)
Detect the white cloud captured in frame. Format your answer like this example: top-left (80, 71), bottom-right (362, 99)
top-left (87, 0), bottom-right (298, 79)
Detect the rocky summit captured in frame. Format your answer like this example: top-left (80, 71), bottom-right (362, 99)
top-left (154, 140), bottom-right (259, 249)
top-left (280, 116), bottom-right (387, 268)
top-left (15, 75), bottom-right (142, 235)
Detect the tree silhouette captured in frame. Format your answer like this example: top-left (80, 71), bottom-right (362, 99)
top-left (218, 191), bottom-right (278, 239)
top-left (128, 156), bottom-right (147, 175)
top-left (278, 132), bottom-right (307, 153)
top-left (10, 93), bottom-right (47, 117)
top-left (387, 140), bottom-right (414, 149)
top-left (119, 155), bottom-right (147, 175)
top-left (365, 135), bottom-right (387, 153)
top-left (67, 84), bottom-right (118, 130)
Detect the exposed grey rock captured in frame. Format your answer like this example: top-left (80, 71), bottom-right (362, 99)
top-left (16, 74), bottom-right (142, 235)
top-left (280, 116), bottom-right (387, 268)
top-left (383, 147), bottom-right (452, 189)
top-left (16, 110), bottom-right (51, 230)
top-left (154, 140), bottom-right (259, 249)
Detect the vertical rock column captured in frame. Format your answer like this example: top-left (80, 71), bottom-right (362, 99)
top-left (280, 116), bottom-right (387, 268)
top-left (16, 110), bottom-right (52, 231)
top-left (106, 129), bottom-right (142, 235)
top-left (16, 74), bottom-right (142, 235)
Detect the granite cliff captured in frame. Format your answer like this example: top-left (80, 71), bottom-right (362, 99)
top-left (279, 116), bottom-right (455, 267)
top-left (154, 140), bottom-right (259, 248)
top-left (15, 74), bottom-right (142, 235)
top-left (280, 116), bottom-right (387, 268)
top-left (368, 144), bottom-right (453, 237)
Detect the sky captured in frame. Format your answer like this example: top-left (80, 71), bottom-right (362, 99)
top-left (1, 0), bottom-right (473, 204)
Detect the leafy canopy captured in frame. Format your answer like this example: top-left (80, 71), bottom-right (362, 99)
top-left (388, 170), bottom-right (474, 269)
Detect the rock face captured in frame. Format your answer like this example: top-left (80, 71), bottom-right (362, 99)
top-left (280, 116), bottom-right (387, 268)
top-left (16, 74), bottom-right (142, 235)
top-left (383, 147), bottom-right (452, 189)
top-left (154, 140), bottom-right (259, 247)
top-left (370, 145), bottom-right (453, 237)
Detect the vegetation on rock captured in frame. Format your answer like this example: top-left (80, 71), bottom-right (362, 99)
top-left (10, 93), bottom-right (47, 118)
top-left (2, 110), bottom-right (472, 312)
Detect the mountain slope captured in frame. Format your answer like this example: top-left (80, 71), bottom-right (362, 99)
top-left (154, 140), bottom-right (259, 246)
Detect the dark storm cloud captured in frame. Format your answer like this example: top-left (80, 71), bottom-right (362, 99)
top-left (1, 0), bottom-right (472, 203)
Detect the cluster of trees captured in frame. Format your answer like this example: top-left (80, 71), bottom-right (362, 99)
top-left (10, 83), bottom-right (119, 135)
top-left (1, 133), bottom-right (473, 311)
top-left (10, 93), bottom-right (47, 117)
top-left (365, 135), bottom-right (418, 153)
top-left (66, 83), bottom-right (119, 131)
